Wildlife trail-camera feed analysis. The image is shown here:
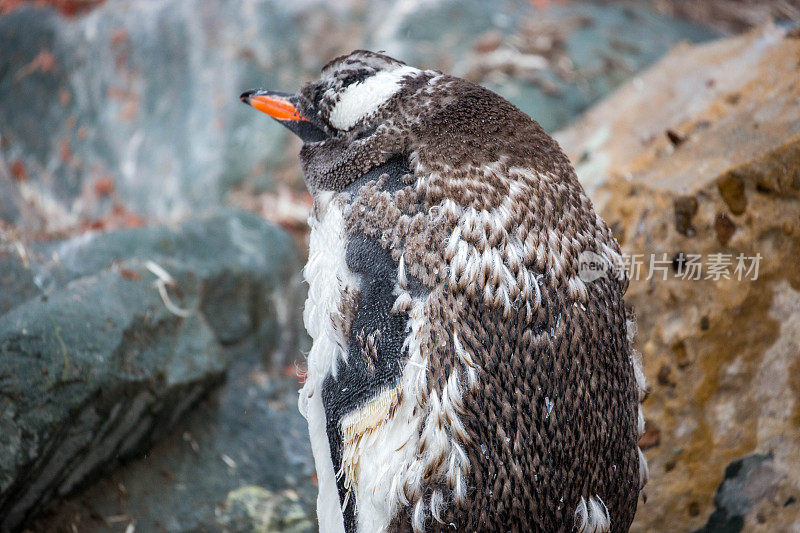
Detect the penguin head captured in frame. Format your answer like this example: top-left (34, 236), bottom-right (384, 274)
top-left (241, 50), bottom-right (427, 143)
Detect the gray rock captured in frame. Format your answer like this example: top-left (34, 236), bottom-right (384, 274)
top-left (28, 355), bottom-right (315, 533)
top-left (0, 209), bottom-right (299, 531)
top-left (0, 1), bottom-right (307, 231)
top-left (0, 252), bottom-right (36, 317)
top-left (694, 454), bottom-right (781, 533)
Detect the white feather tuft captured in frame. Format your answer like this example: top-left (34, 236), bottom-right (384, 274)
top-left (303, 194), bottom-right (359, 379)
top-left (638, 446), bottom-right (650, 490)
top-left (575, 495), bottom-right (611, 533)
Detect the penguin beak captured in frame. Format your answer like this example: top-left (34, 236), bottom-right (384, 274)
top-left (240, 89), bottom-right (328, 142)
top-left (240, 90), bottom-right (307, 121)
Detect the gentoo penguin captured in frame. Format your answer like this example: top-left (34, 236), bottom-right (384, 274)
top-left (241, 50), bottom-right (648, 533)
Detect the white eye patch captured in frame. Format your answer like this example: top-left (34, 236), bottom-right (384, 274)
top-left (328, 65), bottom-right (419, 131)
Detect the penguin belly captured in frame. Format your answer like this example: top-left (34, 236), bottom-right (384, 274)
top-left (300, 157), bottom-right (420, 533)
top-left (299, 189), bottom-right (352, 533)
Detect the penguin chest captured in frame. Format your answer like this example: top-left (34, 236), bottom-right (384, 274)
top-left (297, 193), bottom-right (353, 533)
top-left (301, 191), bottom-right (409, 397)
top-left (299, 176), bottom-right (430, 533)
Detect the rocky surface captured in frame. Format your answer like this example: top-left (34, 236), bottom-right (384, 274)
top-left (0, 210), bottom-right (299, 531)
top-left (652, 0), bottom-right (800, 35)
top-left (28, 356), bottom-right (315, 533)
top-left (557, 24), bottom-right (800, 532)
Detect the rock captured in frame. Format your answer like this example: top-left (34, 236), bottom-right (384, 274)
top-left (0, 209), bottom-right (299, 531)
top-left (652, 0), bottom-right (798, 35)
top-left (0, 253), bottom-right (36, 317)
top-left (0, 0), bottom-right (316, 234)
top-left (694, 454), bottom-right (779, 533)
top-left (556, 23), bottom-right (800, 202)
top-left (556, 25), bottom-right (800, 532)
top-left (28, 354), bottom-right (315, 533)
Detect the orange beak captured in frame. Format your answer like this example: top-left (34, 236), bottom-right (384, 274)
top-left (240, 90), bottom-right (308, 122)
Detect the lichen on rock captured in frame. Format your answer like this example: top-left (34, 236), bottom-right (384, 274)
top-left (219, 485), bottom-right (313, 533)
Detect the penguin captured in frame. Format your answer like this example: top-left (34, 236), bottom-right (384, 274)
top-left (241, 50), bottom-right (648, 533)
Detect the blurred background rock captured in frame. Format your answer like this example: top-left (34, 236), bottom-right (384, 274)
top-left (0, 0), bottom-right (798, 532)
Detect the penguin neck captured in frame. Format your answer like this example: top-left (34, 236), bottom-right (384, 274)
top-left (300, 128), bottom-right (409, 194)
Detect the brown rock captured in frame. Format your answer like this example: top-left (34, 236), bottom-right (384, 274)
top-left (713, 212), bottom-right (736, 245)
top-left (665, 128), bottom-right (687, 147)
top-left (557, 25), bottom-right (800, 533)
top-left (673, 195), bottom-right (698, 236)
top-left (656, 364), bottom-right (676, 387)
top-left (639, 424), bottom-right (662, 451)
top-left (718, 173), bottom-right (747, 215)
